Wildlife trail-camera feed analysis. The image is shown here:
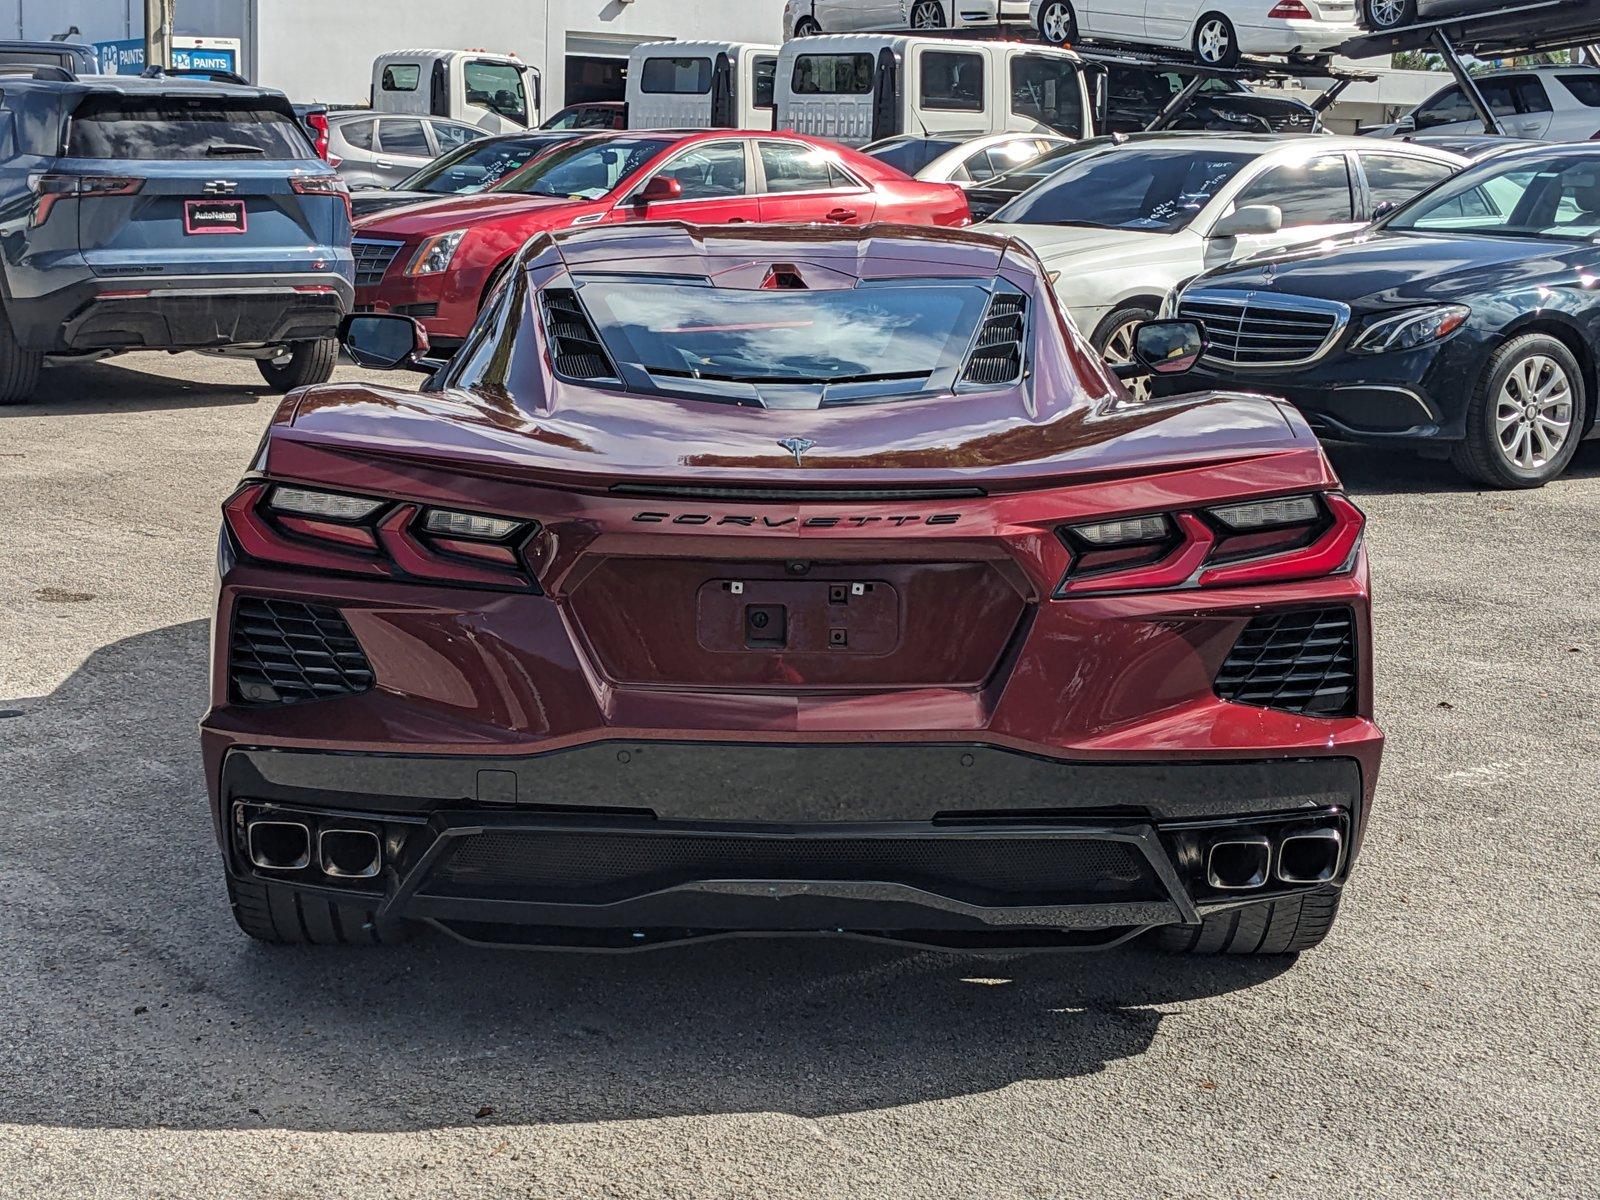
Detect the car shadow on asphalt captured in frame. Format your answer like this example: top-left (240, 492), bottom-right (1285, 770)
top-left (1325, 438), bottom-right (1600, 496)
top-left (0, 357), bottom-right (274, 415)
top-left (1, 620), bottom-right (1294, 1132)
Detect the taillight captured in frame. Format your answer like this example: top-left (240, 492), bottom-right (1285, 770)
top-left (1056, 492), bottom-right (1363, 596)
top-left (307, 111), bottom-right (331, 160)
top-left (291, 173), bottom-right (352, 222)
top-left (1268, 0), bottom-right (1312, 15)
top-left (28, 173), bottom-right (142, 227)
top-left (224, 483), bottom-right (539, 590)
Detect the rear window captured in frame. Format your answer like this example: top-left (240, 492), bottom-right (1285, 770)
top-left (572, 278), bottom-right (997, 401)
top-left (864, 137), bottom-right (963, 176)
top-left (0, 48), bottom-right (75, 69)
top-left (67, 97), bottom-right (313, 160)
top-left (381, 64), bottom-right (420, 91)
top-left (1559, 74), bottom-right (1600, 107)
top-left (641, 56), bottom-right (712, 95)
top-left (791, 54), bottom-right (874, 96)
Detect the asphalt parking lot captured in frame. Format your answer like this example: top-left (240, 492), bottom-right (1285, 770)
top-left (1, 352), bottom-right (1597, 1199)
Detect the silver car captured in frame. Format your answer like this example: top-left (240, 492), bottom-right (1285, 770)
top-left (327, 113), bottom-right (487, 189)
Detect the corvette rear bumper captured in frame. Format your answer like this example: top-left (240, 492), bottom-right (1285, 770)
top-left (216, 744), bottom-right (1363, 949)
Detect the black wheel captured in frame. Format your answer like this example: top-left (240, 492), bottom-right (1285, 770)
top-left (1037, 0), bottom-right (1077, 43)
top-left (257, 337), bottom-right (339, 392)
top-left (794, 15), bottom-right (822, 36)
top-left (1192, 13), bottom-right (1240, 68)
top-left (909, 0), bottom-right (947, 29)
top-left (1363, 0), bottom-right (1416, 30)
top-left (0, 298), bottom-right (43, 405)
top-left (1091, 304), bottom-right (1157, 402)
top-left (1450, 333), bottom-right (1586, 489)
top-left (227, 874), bottom-right (409, 945)
top-left (1156, 888), bottom-right (1342, 955)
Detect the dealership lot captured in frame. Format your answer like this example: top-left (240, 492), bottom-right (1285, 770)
top-left (1, 355), bottom-right (1595, 1198)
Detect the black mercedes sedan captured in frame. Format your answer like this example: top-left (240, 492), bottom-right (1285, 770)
top-left (1168, 144), bottom-right (1600, 488)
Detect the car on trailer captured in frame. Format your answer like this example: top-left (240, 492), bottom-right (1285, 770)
top-left (785, 0), bottom-right (1032, 37)
top-left (1369, 66), bottom-right (1600, 143)
top-left (0, 68), bottom-right (352, 404)
top-left (349, 129), bottom-right (969, 354)
top-left (1030, 0), bottom-right (1362, 66)
top-left (981, 132), bottom-right (1465, 384)
top-left (1166, 143), bottom-right (1600, 487)
top-left (205, 220), bottom-right (1381, 955)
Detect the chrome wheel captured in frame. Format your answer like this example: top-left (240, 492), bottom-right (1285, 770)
top-left (910, 1), bottom-right (947, 28)
top-left (1494, 353), bottom-right (1573, 471)
top-left (1195, 17), bottom-right (1232, 64)
top-left (1040, 1), bottom-right (1075, 43)
top-left (1367, 0), bottom-right (1407, 27)
top-left (1101, 318), bottom-right (1150, 403)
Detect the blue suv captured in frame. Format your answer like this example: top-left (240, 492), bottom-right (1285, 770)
top-left (0, 70), bottom-right (353, 403)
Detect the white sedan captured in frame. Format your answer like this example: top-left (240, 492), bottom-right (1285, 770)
top-left (980, 133), bottom-right (1465, 383)
top-left (785, 0), bottom-right (1030, 38)
top-left (862, 132), bottom-right (1075, 183)
top-left (1029, 0), bottom-right (1361, 66)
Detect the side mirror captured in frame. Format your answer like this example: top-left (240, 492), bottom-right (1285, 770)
top-left (340, 313), bottom-right (433, 372)
top-left (1371, 199), bottom-right (1399, 221)
top-left (1394, 114), bottom-right (1417, 133)
top-left (1112, 319), bottom-right (1205, 381)
top-left (1211, 203), bottom-right (1283, 239)
top-left (634, 175), bottom-right (683, 205)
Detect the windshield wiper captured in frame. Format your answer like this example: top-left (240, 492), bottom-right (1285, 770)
top-left (653, 368), bottom-right (927, 385)
top-left (203, 143), bottom-right (266, 157)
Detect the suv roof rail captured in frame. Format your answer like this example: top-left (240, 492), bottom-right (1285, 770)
top-left (140, 64), bottom-right (251, 85)
top-left (0, 64), bottom-right (75, 82)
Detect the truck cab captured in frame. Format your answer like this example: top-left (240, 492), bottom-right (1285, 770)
top-left (774, 35), bottom-right (1093, 148)
top-left (371, 50), bottom-right (541, 133)
top-left (625, 42), bottom-right (780, 131)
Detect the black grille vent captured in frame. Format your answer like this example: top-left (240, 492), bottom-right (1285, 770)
top-left (961, 292), bottom-right (1027, 387)
top-left (425, 828), bottom-right (1162, 907)
top-left (1215, 608), bottom-right (1357, 716)
top-left (230, 598), bottom-right (373, 705)
top-left (539, 287), bottom-right (618, 381)
top-left (351, 238), bottom-right (404, 288)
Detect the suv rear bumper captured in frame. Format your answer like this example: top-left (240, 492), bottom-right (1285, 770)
top-left (17, 273), bottom-right (352, 352)
top-left (214, 743), bottom-right (1366, 950)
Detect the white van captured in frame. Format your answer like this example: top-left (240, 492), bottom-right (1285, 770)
top-left (626, 42), bottom-right (780, 131)
top-left (774, 35), bottom-right (1093, 148)
top-left (371, 50), bottom-right (541, 133)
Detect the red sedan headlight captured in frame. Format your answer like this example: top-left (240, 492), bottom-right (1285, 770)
top-left (1056, 492), bottom-right (1364, 596)
top-left (223, 483), bottom-right (540, 590)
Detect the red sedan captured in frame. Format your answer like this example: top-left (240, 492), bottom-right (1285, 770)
top-left (350, 130), bottom-right (972, 349)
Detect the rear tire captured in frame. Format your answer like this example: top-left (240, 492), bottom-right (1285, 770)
top-left (1449, 333), bottom-right (1585, 489)
top-left (1363, 0), bottom-right (1416, 29)
top-left (227, 874), bottom-right (407, 945)
top-left (1192, 13), bottom-right (1241, 68)
top-left (257, 337), bottom-right (339, 392)
top-left (794, 16), bottom-right (822, 36)
top-left (0, 300), bottom-right (44, 405)
top-left (1155, 887), bottom-right (1342, 955)
top-left (910, 0), bottom-right (948, 29)
top-left (1037, 0), bottom-right (1078, 44)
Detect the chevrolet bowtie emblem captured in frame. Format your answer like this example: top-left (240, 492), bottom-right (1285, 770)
top-left (203, 179), bottom-right (238, 195)
top-left (777, 436), bottom-right (817, 467)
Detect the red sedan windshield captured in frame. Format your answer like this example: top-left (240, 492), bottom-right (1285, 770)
top-left (491, 137), bottom-right (673, 200)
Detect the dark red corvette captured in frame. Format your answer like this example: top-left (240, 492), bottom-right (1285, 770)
top-left (203, 222), bottom-right (1382, 955)
top-left (351, 131), bottom-right (971, 352)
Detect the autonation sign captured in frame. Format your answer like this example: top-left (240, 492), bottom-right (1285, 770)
top-left (94, 36), bottom-right (242, 77)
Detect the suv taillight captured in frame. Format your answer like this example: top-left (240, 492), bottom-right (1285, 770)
top-left (306, 111), bottom-right (331, 160)
top-left (290, 173), bottom-right (352, 221)
top-left (1056, 493), bottom-right (1364, 596)
top-left (28, 174), bottom-right (142, 227)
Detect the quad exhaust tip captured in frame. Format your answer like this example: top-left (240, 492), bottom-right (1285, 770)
top-left (318, 828), bottom-right (383, 879)
top-left (246, 820), bottom-right (311, 872)
top-left (1277, 828), bottom-right (1344, 885)
top-left (1205, 835), bottom-right (1271, 890)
